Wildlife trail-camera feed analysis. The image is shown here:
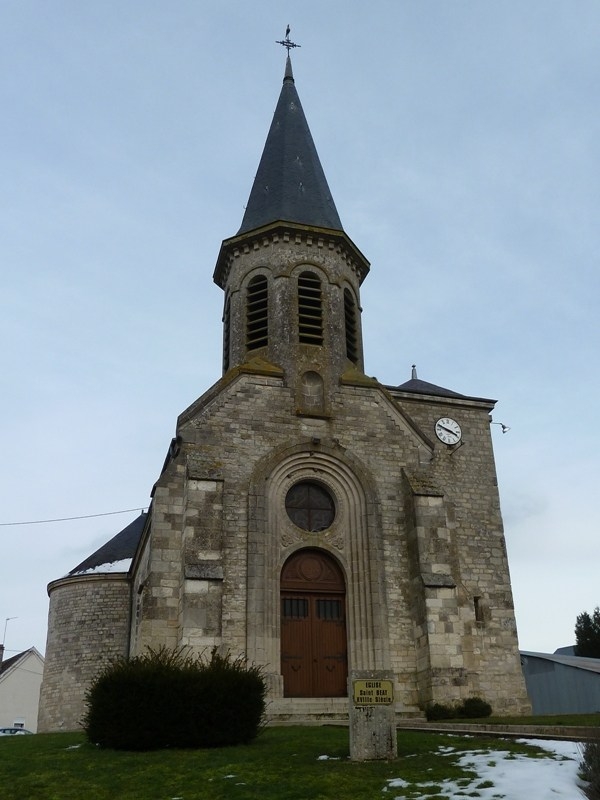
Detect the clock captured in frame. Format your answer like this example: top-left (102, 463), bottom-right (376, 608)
top-left (435, 417), bottom-right (462, 445)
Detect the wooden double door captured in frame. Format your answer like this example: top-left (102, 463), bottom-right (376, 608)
top-left (280, 549), bottom-right (347, 697)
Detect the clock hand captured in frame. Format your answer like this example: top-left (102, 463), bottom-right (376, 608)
top-left (439, 425), bottom-right (457, 435)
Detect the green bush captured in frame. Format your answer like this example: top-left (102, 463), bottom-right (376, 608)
top-left (83, 646), bottom-right (266, 750)
top-left (425, 696), bottom-right (492, 721)
top-left (425, 702), bottom-right (455, 721)
top-left (580, 740), bottom-right (600, 800)
top-left (456, 696), bottom-right (493, 719)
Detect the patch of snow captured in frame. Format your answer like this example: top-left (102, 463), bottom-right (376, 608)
top-left (69, 559), bottom-right (132, 576)
top-left (517, 738), bottom-right (581, 759)
top-left (387, 777), bottom-right (410, 788)
top-left (386, 738), bottom-right (584, 800)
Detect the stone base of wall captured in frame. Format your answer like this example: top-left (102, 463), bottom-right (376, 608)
top-left (265, 697), bottom-right (426, 725)
top-left (396, 720), bottom-right (599, 742)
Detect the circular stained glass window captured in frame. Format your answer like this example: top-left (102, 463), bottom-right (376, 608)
top-left (285, 481), bottom-right (335, 532)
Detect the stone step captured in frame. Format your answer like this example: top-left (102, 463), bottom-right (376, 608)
top-left (266, 697), bottom-right (349, 724)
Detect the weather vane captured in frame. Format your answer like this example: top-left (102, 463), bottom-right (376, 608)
top-left (276, 25), bottom-right (301, 53)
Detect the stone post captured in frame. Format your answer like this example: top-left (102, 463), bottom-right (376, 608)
top-left (348, 670), bottom-right (397, 761)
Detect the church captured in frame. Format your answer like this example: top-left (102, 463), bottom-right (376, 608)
top-left (38, 52), bottom-right (530, 732)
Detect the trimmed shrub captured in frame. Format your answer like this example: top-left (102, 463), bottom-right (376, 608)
top-left (83, 646), bottom-right (266, 750)
top-left (456, 696), bottom-right (493, 719)
top-left (425, 702), bottom-right (455, 721)
top-left (425, 696), bottom-right (492, 721)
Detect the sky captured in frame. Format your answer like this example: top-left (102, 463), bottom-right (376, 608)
top-left (1, 1), bottom-right (598, 661)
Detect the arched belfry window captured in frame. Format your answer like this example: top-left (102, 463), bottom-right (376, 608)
top-left (246, 275), bottom-right (269, 350)
top-left (222, 294), bottom-right (231, 371)
top-left (344, 288), bottom-right (358, 363)
top-left (298, 271), bottom-right (323, 345)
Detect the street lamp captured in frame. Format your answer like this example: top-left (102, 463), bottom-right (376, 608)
top-left (2, 617), bottom-right (17, 646)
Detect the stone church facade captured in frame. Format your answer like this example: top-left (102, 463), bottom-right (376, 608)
top-left (38, 56), bottom-right (530, 732)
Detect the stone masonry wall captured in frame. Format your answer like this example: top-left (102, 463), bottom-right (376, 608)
top-left (139, 368), bottom-right (530, 717)
top-left (38, 575), bottom-right (131, 732)
top-left (392, 391), bottom-right (529, 713)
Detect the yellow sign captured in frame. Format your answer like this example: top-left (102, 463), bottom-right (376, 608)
top-left (352, 679), bottom-right (394, 706)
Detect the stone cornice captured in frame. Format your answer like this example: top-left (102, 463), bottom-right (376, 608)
top-left (213, 221), bottom-right (370, 289)
top-left (389, 388), bottom-right (496, 412)
top-left (47, 571), bottom-right (129, 596)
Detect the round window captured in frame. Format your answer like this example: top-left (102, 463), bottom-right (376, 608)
top-left (285, 481), bottom-right (335, 532)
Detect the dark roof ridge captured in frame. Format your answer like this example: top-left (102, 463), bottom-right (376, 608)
top-left (0, 646), bottom-right (42, 676)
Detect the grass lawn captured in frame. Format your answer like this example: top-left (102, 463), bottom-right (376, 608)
top-left (0, 725), bottom-right (578, 800)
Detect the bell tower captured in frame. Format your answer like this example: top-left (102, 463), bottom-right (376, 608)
top-left (213, 55), bottom-right (370, 415)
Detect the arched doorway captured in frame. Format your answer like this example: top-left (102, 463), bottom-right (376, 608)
top-left (280, 549), bottom-right (347, 697)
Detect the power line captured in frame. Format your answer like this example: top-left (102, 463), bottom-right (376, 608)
top-left (0, 507), bottom-right (146, 527)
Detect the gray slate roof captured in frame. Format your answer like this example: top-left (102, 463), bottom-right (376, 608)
top-left (0, 650), bottom-right (26, 676)
top-left (392, 376), bottom-right (496, 404)
top-left (237, 56), bottom-right (343, 235)
top-left (393, 377), bottom-right (469, 399)
top-left (68, 512), bottom-right (147, 575)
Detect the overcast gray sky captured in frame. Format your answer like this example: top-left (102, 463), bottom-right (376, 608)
top-left (1, 1), bottom-right (598, 662)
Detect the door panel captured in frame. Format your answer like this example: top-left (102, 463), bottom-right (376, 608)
top-left (281, 550), bottom-right (347, 698)
top-left (281, 596), bottom-right (311, 696)
top-left (313, 596), bottom-right (346, 696)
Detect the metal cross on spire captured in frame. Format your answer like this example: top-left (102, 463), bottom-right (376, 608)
top-left (276, 25), bottom-right (301, 53)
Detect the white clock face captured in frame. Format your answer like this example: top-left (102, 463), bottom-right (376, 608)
top-left (435, 417), bottom-right (462, 445)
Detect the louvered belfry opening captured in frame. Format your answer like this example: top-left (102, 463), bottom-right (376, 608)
top-left (298, 271), bottom-right (323, 345)
top-left (246, 275), bottom-right (269, 350)
top-left (344, 288), bottom-right (358, 363)
top-left (222, 294), bottom-right (231, 371)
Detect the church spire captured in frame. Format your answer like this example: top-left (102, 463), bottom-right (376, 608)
top-left (215, 49), bottom-right (369, 388)
top-left (237, 54), bottom-right (343, 235)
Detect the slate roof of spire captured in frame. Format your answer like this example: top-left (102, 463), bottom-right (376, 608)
top-left (237, 55), bottom-right (343, 235)
top-left (67, 512), bottom-right (147, 576)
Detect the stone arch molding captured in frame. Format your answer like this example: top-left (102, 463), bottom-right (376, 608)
top-left (290, 261), bottom-right (328, 282)
top-left (278, 259), bottom-right (329, 281)
top-left (246, 445), bottom-right (390, 695)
